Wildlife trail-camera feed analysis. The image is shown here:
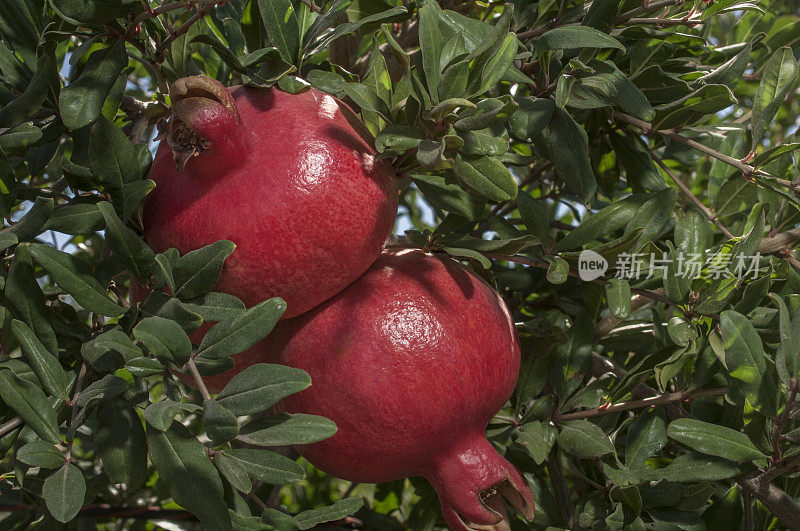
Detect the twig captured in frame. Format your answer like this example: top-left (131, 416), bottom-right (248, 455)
top-left (627, 17), bottom-right (699, 26)
top-left (155, 4), bottom-right (215, 60)
top-left (186, 358), bottom-right (211, 401)
top-left (298, 0), bottom-right (322, 13)
top-left (758, 227), bottom-right (800, 254)
top-left (614, 0), bottom-right (691, 23)
top-left (613, 112), bottom-right (774, 182)
top-left (651, 154), bottom-right (735, 239)
top-left (0, 417), bottom-right (22, 438)
top-left (553, 387), bottom-right (728, 422)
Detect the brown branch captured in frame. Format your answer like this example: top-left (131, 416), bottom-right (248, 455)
top-left (298, 0), bottom-right (322, 13)
top-left (614, 0), bottom-right (692, 23)
top-left (0, 417), bottom-right (22, 438)
top-left (758, 227), bottom-right (800, 254)
top-left (553, 387), bottom-right (728, 422)
top-left (186, 358), bottom-right (212, 401)
top-left (738, 473), bottom-right (800, 528)
top-left (155, 4), bottom-right (216, 60)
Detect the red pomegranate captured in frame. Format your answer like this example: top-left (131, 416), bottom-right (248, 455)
top-left (270, 249), bottom-right (534, 530)
top-left (144, 75), bottom-right (398, 318)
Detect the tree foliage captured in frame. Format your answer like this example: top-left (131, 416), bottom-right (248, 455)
top-left (1, 0), bottom-right (800, 528)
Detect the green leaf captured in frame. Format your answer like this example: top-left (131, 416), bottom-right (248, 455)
top-left (605, 278), bottom-right (632, 319)
top-left (515, 421), bottom-right (558, 465)
top-left (293, 498), bottom-right (364, 530)
top-left (751, 47), bottom-right (799, 152)
top-left (215, 451), bottom-right (253, 493)
top-left (238, 413), bottom-right (337, 446)
top-left (645, 453), bottom-right (744, 483)
top-left (301, 0), bottom-right (351, 54)
top-left (198, 298), bottom-right (286, 359)
top-left (342, 83), bottom-right (392, 120)
top-left (182, 292), bottom-right (246, 322)
top-left (59, 40), bottom-right (128, 130)
top-left (412, 174), bottom-right (486, 221)
top-left (96, 400), bottom-right (147, 489)
top-left (133, 317), bottom-right (192, 366)
top-left (82, 329), bottom-right (142, 372)
top-left (557, 419), bottom-right (616, 458)
top-left (97, 202), bottom-right (154, 282)
top-left (42, 463), bottom-right (86, 523)
top-left (453, 154), bottom-right (517, 202)
top-left (11, 196), bottom-right (53, 242)
top-left (11, 320), bottom-right (69, 401)
top-left (652, 84), bottom-right (738, 130)
top-left (145, 399), bottom-right (201, 431)
top-left (16, 440), bottom-right (64, 469)
top-left (173, 240), bottom-right (237, 299)
top-left (6, 245), bottom-right (57, 355)
top-left (0, 369), bottom-right (61, 443)
top-left (625, 410), bottom-right (666, 467)
top-left (309, 7), bottom-right (408, 56)
top-left (217, 364), bottom-right (311, 416)
top-left (546, 256), bottom-right (570, 284)
top-left (536, 26), bottom-right (624, 54)
top-left (510, 97), bottom-right (554, 141)
top-left (768, 293), bottom-right (800, 387)
top-left (667, 418), bottom-right (766, 462)
top-left (27, 243), bottom-right (125, 316)
top-left (719, 310), bottom-right (778, 416)
top-left (220, 449), bottom-right (305, 484)
top-left (549, 108), bottom-right (596, 204)
top-left (0, 53), bottom-right (56, 128)
top-left (419, 1), bottom-right (443, 102)
top-left (76, 374), bottom-right (128, 407)
top-left (257, 0), bottom-right (299, 64)
top-left (204, 399), bottom-right (239, 444)
top-left (666, 317), bottom-right (697, 347)
top-left (374, 125), bottom-right (423, 154)
top-left (475, 33), bottom-right (517, 97)
top-left (43, 203), bottom-right (104, 235)
top-left (125, 356), bottom-right (164, 378)
top-left (147, 422), bottom-right (231, 530)
top-left (699, 40), bottom-right (753, 89)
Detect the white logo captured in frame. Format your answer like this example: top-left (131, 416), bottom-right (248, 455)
top-left (578, 250), bottom-right (608, 281)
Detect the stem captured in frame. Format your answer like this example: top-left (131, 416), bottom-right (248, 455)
top-left (738, 473), bottom-right (800, 528)
top-left (547, 454), bottom-right (573, 527)
top-left (613, 112), bottom-right (763, 178)
top-left (553, 387), bottom-right (728, 422)
top-left (155, 4), bottom-right (216, 60)
top-left (614, 0), bottom-right (691, 23)
top-left (0, 417), bottom-right (22, 438)
top-left (651, 154), bottom-right (734, 239)
top-left (627, 17), bottom-right (699, 26)
top-left (186, 358), bottom-right (211, 401)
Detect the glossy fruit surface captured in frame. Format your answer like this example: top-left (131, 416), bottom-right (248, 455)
top-left (144, 76), bottom-right (397, 318)
top-left (271, 249), bottom-right (534, 530)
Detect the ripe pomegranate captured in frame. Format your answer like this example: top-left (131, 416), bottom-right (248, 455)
top-left (270, 249), bottom-right (534, 530)
top-left (144, 75), bottom-right (398, 318)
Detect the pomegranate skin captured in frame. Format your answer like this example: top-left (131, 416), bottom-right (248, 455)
top-left (271, 249), bottom-right (534, 530)
top-left (144, 76), bottom-right (398, 318)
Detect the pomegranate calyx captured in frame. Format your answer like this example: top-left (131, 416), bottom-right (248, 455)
top-left (165, 75), bottom-right (241, 173)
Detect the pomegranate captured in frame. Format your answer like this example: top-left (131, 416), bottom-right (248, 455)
top-left (270, 249), bottom-right (534, 530)
top-left (144, 75), bottom-right (398, 318)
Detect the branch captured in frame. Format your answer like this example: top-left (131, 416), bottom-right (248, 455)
top-left (187, 358), bottom-right (212, 401)
top-left (738, 473), bottom-right (800, 528)
top-left (0, 417), bottom-right (22, 438)
top-left (614, 0), bottom-right (692, 24)
top-left (553, 387), bottom-right (728, 422)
